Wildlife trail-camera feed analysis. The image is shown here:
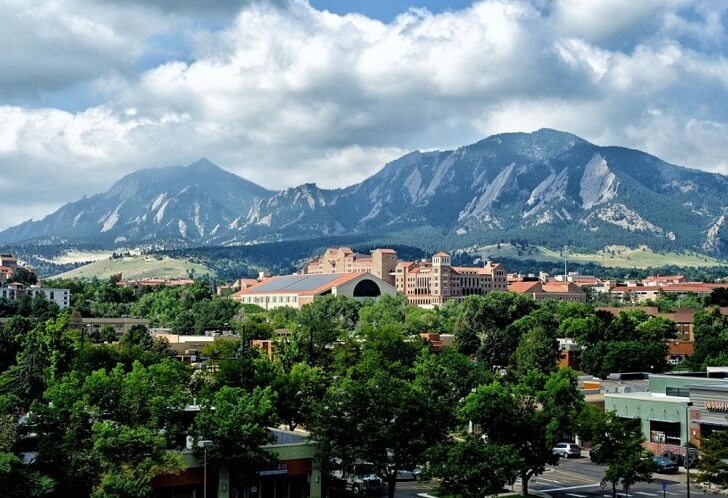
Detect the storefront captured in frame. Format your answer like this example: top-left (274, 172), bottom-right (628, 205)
top-left (686, 384), bottom-right (728, 444)
top-left (605, 372), bottom-right (728, 456)
top-left (152, 430), bottom-right (321, 498)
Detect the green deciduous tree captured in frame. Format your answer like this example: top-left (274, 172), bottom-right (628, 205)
top-left (0, 452), bottom-right (54, 498)
top-left (697, 429), bottom-right (728, 489)
top-left (461, 370), bottom-right (583, 496)
top-left (192, 386), bottom-right (277, 488)
top-left (313, 370), bottom-right (448, 498)
top-left (430, 436), bottom-right (521, 498)
top-left (91, 423), bottom-right (182, 498)
top-left (594, 413), bottom-right (654, 497)
top-left (511, 326), bottom-right (561, 378)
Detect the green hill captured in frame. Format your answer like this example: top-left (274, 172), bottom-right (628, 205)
top-left (51, 255), bottom-right (214, 280)
top-left (468, 244), bottom-right (727, 269)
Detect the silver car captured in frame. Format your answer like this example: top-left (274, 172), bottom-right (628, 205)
top-left (553, 442), bottom-right (581, 458)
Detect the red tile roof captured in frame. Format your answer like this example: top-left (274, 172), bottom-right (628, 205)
top-left (610, 283), bottom-right (728, 293)
top-left (508, 281), bottom-right (541, 293)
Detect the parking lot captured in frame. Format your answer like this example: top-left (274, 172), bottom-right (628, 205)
top-left (527, 455), bottom-right (714, 497)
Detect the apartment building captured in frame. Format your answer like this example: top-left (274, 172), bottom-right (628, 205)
top-left (301, 247), bottom-right (398, 286)
top-left (0, 283), bottom-right (71, 309)
top-left (395, 252), bottom-right (507, 308)
top-left (609, 282), bottom-right (728, 303)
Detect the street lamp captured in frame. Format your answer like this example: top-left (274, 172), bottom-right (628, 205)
top-left (198, 439), bottom-right (214, 498)
top-left (685, 402), bottom-right (693, 498)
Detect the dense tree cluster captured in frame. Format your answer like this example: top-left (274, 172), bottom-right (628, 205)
top-left (0, 286), bottom-right (690, 498)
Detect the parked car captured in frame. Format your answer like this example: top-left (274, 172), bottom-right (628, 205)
top-left (396, 468), bottom-right (423, 481)
top-left (331, 461), bottom-right (386, 495)
top-left (589, 444), bottom-right (604, 463)
top-left (553, 442), bottom-right (582, 458)
top-left (653, 456), bottom-right (679, 474)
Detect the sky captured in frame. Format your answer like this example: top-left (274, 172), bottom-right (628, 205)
top-left (1, 0), bottom-right (728, 230)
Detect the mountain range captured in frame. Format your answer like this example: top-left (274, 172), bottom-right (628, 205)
top-left (3, 129), bottom-right (728, 257)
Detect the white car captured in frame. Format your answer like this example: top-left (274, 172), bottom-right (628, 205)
top-left (396, 468), bottom-right (423, 481)
top-left (553, 442), bottom-right (581, 458)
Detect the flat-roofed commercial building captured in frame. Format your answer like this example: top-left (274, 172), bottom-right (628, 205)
top-left (605, 371), bottom-right (728, 456)
top-left (233, 272), bottom-right (397, 310)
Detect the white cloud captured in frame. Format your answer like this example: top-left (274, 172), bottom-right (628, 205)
top-left (1, 0), bottom-right (728, 229)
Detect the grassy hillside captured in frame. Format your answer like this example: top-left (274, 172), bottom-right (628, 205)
top-left (51, 255), bottom-right (214, 280)
top-left (468, 244), bottom-right (727, 269)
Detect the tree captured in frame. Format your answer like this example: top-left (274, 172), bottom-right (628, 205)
top-left (430, 436), bottom-right (520, 497)
top-left (0, 316), bottom-right (30, 372)
top-left (461, 371), bottom-right (582, 496)
top-left (0, 452), bottom-right (54, 498)
top-left (414, 347), bottom-right (489, 414)
top-left (91, 423), bottom-right (182, 498)
top-left (192, 386), bottom-right (277, 489)
top-left (511, 326), bottom-right (561, 378)
top-left (9, 267), bottom-right (38, 286)
top-left (689, 308), bottom-right (728, 369)
top-left (273, 362), bottom-right (329, 431)
top-left (358, 294), bottom-right (408, 329)
top-left (297, 295), bottom-right (360, 366)
top-left (708, 288), bottom-right (728, 307)
top-left (696, 429), bottom-right (728, 489)
top-left (119, 325), bottom-right (153, 350)
top-left (313, 370), bottom-right (448, 498)
top-left (594, 413), bottom-right (655, 497)
top-left (0, 315), bottom-right (73, 406)
top-left (99, 325), bottom-right (117, 343)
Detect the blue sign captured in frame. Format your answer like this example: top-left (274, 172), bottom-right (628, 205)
top-left (662, 482), bottom-right (667, 492)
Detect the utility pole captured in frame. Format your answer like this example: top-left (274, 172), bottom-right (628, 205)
top-left (685, 401), bottom-right (693, 498)
top-left (563, 246), bottom-right (568, 278)
top-left (198, 440), bottom-right (213, 498)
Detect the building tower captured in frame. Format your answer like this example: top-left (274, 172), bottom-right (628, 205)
top-left (432, 251), bottom-right (451, 305)
top-left (371, 249), bottom-right (398, 286)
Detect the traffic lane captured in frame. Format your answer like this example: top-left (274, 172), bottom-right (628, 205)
top-left (529, 456), bottom-right (712, 498)
top-left (394, 479), bottom-right (438, 498)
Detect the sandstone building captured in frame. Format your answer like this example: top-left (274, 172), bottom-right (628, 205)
top-left (301, 247), bottom-right (397, 286)
top-left (395, 252), bottom-right (508, 308)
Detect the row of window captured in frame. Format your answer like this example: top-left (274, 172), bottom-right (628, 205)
top-left (240, 295), bottom-right (298, 305)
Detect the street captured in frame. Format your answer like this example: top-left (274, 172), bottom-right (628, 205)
top-left (526, 455), bottom-right (714, 498)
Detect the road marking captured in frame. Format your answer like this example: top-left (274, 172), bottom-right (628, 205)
top-left (565, 494), bottom-right (588, 497)
top-left (634, 492), bottom-right (658, 496)
top-left (535, 477), bottom-right (563, 483)
top-left (541, 483), bottom-right (602, 492)
top-left (550, 469), bottom-right (599, 484)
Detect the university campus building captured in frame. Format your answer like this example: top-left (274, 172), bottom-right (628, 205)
top-left (301, 247), bottom-right (398, 286)
top-left (507, 280), bottom-right (587, 303)
top-left (395, 252), bottom-right (508, 308)
top-left (233, 272), bottom-right (397, 310)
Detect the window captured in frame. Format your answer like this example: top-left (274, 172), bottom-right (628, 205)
top-left (650, 420), bottom-right (681, 445)
top-left (666, 387), bottom-right (690, 398)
